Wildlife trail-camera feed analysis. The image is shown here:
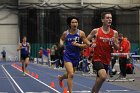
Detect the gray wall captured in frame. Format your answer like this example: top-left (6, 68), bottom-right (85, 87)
top-left (19, 0), bottom-right (140, 8)
top-left (0, 9), bottom-right (19, 61)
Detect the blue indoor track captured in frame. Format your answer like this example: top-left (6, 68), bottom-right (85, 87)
top-left (0, 61), bottom-right (140, 93)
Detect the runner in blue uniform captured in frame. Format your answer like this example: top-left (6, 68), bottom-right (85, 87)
top-left (17, 36), bottom-right (31, 76)
top-left (58, 16), bottom-right (91, 93)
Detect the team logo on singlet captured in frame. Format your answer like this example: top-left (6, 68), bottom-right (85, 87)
top-left (100, 37), bottom-right (114, 45)
top-left (67, 37), bottom-right (80, 43)
top-left (21, 46), bottom-right (28, 51)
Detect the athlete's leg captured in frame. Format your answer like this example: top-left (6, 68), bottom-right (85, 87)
top-left (111, 57), bottom-right (117, 69)
top-left (58, 66), bottom-right (76, 79)
top-left (58, 59), bottom-right (68, 88)
top-left (65, 62), bottom-right (74, 93)
top-left (58, 73), bottom-right (67, 88)
top-left (21, 55), bottom-right (25, 73)
top-left (92, 62), bottom-right (108, 93)
top-left (58, 63), bottom-right (77, 89)
top-left (58, 73), bottom-right (68, 80)
top-left (21, 60), bottom-right (25, 73)
top-left (119, 58), bottom-right (127, 77)
top-left (25, 57), bottom-right (29, 72)
top-left (92, 69), bottom-right (107, 93)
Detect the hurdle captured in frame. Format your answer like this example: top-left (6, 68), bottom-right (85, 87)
top-left (107, 53), bottom-right (139, 82)
top-left (132, 55), bottom-right (140, 58)
top-left (111, 53), bottom-right (135, 56)
top-left (106, 78), bottom-right (135, 82)
top-left (131, 55), bottom-right (140, 73)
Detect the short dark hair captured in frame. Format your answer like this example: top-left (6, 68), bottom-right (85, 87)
top-left (67, 16), bottom-right (79, 28)
top-left (101, 12), bottom-right (112, 19)
top-left (22, 36), bottom-right (27, 39)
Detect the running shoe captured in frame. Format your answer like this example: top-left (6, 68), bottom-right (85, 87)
top-left (22, 72), bottom-right (25, 76)
top-left (58, 75), bottom-right (64, 88)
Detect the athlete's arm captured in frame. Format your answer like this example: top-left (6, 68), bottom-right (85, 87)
top-left (87, 28), bottom-right (98, 41)
top-left (28, 43), bottom-right (31, 53)
top-left (17, 43), bottom-right (22, 51)
top-left (72, 41), bottom-right (87, 49)
top-left (60, 31), bottom-right (66, 47)
top-left (113, 30), bottom-right (119, 50)
top-left (127, 40), bottom-right (131, 52)
top-left (80, 30), bottom-right (91, 47)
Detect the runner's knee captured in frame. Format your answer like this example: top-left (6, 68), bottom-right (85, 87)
top-left (68, 73), bottom-right (74, 79)
top-left (100, 73), bottom-right (107, 81)
top-left (98, 70), bottom-right (107, 81)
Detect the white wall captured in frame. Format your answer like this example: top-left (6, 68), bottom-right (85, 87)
top-left (0, 9), bottom-right (19, 61)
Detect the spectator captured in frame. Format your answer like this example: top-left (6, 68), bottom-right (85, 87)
top-left (51, 44), bottom-right (57, 61)
top-left (118, 33), bottom-right (131, 79)
top-left (38, 47), bottom-right (43, 58)
top-left (1, 48), bottom-right (6, 61)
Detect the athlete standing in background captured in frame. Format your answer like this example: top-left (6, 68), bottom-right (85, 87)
top-left (118, 33), bottom-right (131, 79)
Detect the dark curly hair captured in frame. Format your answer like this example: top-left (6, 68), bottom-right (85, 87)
top-left (67, 16), bottom-right (79, 28)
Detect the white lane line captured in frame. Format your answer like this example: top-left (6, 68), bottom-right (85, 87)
top-left (2, 66), bottom-right (19, 93)
top-left (106, 90), bottom-right (130, 92)
top-left (12, 64), bottom-right (61, 93)
top-left (30, 64), bottom-right (92, 89)
top-left (25, 92), bottom-right (50, 93)
top-left (2, 65), bottom-right (24, 93)
top-left (69, 90), bottom-right (91, 93)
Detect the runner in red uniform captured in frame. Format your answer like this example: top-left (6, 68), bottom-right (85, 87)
top-left (87, 12), bottom-right (119, 93)
top-left (118, 33), bottom-right (131, 78)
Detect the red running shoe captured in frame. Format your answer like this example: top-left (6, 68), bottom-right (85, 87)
top-left (58, 75), bottom-right (64, 88)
